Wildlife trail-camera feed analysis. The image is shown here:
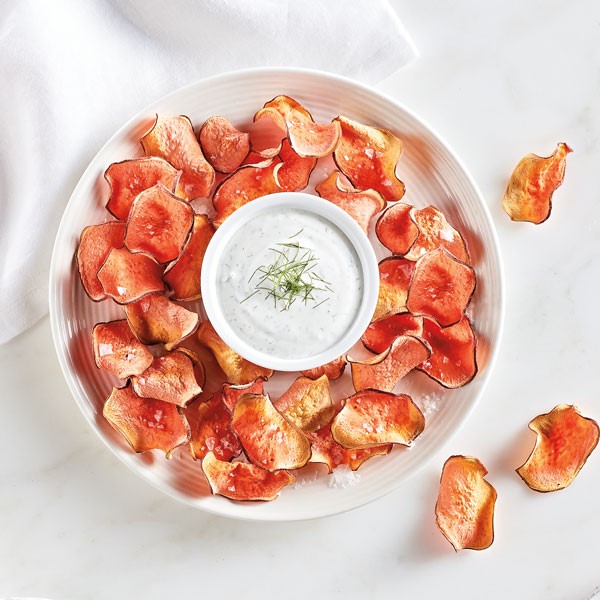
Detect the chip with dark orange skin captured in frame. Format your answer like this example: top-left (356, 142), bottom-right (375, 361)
top-left (76, 222), bottom-right (126, 301)
top-left (516, 404), bottom-right (599, 492)
top-left (373, 257), bottom-right (415, 320)
top-left (163, 214), bottom-right (214, 301)
top-left (221, 377), bottom-right (267, 413)
top-left (375, 202), bottom-right (419, 255)
top-left (273, 375), bottom-right (335, 433)
top-left (176, 347), bottom-right (207, 388)
top-left (361, 311), bottom-right (423, 354)
top-left (198, 116), bottom-right (250, 174)
top-left (124, 183), bottom-right (194, 264)
top-left (331, 389), bottom-right (425, 449)
top-left (274, 139), bottom-right (317, 191)
top-left (104, 157), bottom-right (182, 220)
top-left (97, 247), bottom-right (164, 305)
top-left (103, 383), bottom-right (191, 458)
top-left (231, 393), bottom-right (311, 471)
top-left (333, 115), bottom-right (405, 201)
top-left (202, 452), bottom-right (294, 502)
top-left (348, 335), bottom-right (431, 393)
top-left (418, 316), bottom-right (477, 389)
top-left (263, 95), bottom-right (341, 158)
top-left (131, 351), bottom-right (203, 407)
top-left (92, 320), bottom-right (154, 379)
top-left (140, 114), bottom-right (215, 199)
top-left (250, 107), bottom-right (287, 158)
top-left (124, 294), bottom-right (199, 350)
top-left (315, 172), bottom-right (386, 234)
top-left (197, 321), bottom-right (273, 385)
top-left (503, 142), bottom-right (572, 224)
top-left (406, 248), bottom-right (476, 327)
top-left (435, 455), bottom-right (497, 551)
top-left (301, 355), bottom-right (347, 381)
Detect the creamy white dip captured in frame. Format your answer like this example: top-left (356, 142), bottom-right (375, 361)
top-left (216, 207), bottom-right (363, 359)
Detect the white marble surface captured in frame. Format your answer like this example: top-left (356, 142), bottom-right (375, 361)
top-left (2, 1), bottom-right (600, 598)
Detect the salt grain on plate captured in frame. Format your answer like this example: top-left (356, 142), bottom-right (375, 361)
top-left (328, 465), bottom-right (360, 489)
top-left (419, 393), bottom-right (440, 417)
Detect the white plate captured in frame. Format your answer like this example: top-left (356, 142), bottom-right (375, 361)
top-left (49, 67), bottom-right (504, 521)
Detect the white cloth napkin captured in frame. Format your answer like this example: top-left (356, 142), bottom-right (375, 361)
top-left (0, 0), bottom-right (417, 345)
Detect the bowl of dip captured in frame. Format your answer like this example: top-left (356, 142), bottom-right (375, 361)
top-left (201, 193), bottom-right (379, 371)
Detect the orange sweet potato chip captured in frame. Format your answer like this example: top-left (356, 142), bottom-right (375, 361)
top-left (163, 214), bottom-right (214, 301)
top-left (104, 157), bottom-right (181, 220)
top-left (77, 222), bottom-right (126, 301)
top-left (375, 202), bottom-right (418, 255)
top-left (231, 393), bottom-right (311, 471)
top-left (249, 107), bottom-right (287, 158)
top-left (315, 171), bottom-right (386, 234)
top-left (503, 142), bottom-right (572, 224)
top-left (221, 377), bottom-right (267, 412)
top-left (202, 452), bottom-right (294, 502)
top-left (140, 114), bottom-right (215, 199)
top-left (406, 248), bottom-right (476, 327)
top-left (92, 319), bottom-right (154, 379)
top-left (301, 356), bottom-right (346, 381)
top-left (333, 115), bottom-right (405, 201)
top-left (331, 390), bottom-right (425, 449)
top-left (516, 404), bottom-right (599, 492)
top-left (348, 335), bottom-right (431, 393)
top-left (274, 139), bottom-right (317, 191)
top-left (176, 347), bottom-right (207, 388)
top-left (361, 311), bottom-right (423, 354)
top-left (124, 183), bottom-right (194, 264)
top-left (103, 383), bottom-right (190, 457)
top-left (97, 247), bottom-right (164, 304)
top-left (435, 455), bottom-right (497, 551)
top-left (197, 321), bottom-right (273, 385)
top-left (198, 116), bottom-right (250, 174)
top-left (418, 316), bottom-right (477, 388)
top-left (373, 257), bottom-right (416, 320)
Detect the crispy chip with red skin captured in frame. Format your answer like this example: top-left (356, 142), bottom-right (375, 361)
top-left (202, 452), bottom-right (294, 502)
top-left (232, 393), bottom-right (311, 471)
top-left (124, 183), bottom-right (194, 264)
top-left (407, 248), bottom-right (476, 327)
top-left (503, 142), bottom-right (572, 224)
top-left (274, 139), bottom-right (317, 191)
top-left (76, 222), bottom-right (126, 301)
top-left (273, 375), bottom-right (335, 433)
top-left (373, 257), bottom-right (415, 320)
top-left (263, 95), bottom-right (340, 158)
top-left (315, 172), bottom-right (386, 234)
top-left (92, 320), bottom-right (153, 379)
top-left (348, 335), bottom-right (431, 393)
top-left (163, 214), bottom-right (214, 301)
top-left (250, 107), bottom-right (287, 158)
top-left (516, 405), bottom-right (599, 492)
top-left (221, 377), bottom-right (267, 412)
top-left (103, 383), bottom-right (190, 458)
top-left (333, 115), bottom-right (405, 201)
top-left (125, 294), bottom-right (199, 349)
top-left (197, 321), bottom-right (273, 385)
top-left (418, 316), bottom-right (477, 389)
top-left (301, 356), bottom-right (346, 381)
top-left (97, 247), bottom-right (164, 304)
top-left (331, 389), bottom-right (425, 449)
top-left (361, 311), bottom-right (423, 354)
top-left (104, 157), bottom-right (182, 220)
top-left (140, 114), bottom-right (215, 199)
top-left (375, 202), bottom-right (419, 255)
top-left (198, 116), bottom-right (250, 174)
top-left (404, 206), bottom-right (470, 263)
top-left (435, 455), bottom-right (497, 551)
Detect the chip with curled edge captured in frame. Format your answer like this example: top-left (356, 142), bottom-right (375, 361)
top-left (361, 311), bottom-right (423, 355)
top-left (373, 257), bottom-right (415, 320)
top-left (220, 377), bottom-right (267, 413)
top-left (199, 116), bottom-right (250, 174)
top-left (301, 356), bottom-right (346, 381)
top-left (375, 202), bottom-right (418, 256)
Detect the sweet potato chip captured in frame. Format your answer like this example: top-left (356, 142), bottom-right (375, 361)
top-left (125, 294), bottom-right (199, 349)
top-left (104, 157), bottom-right (181, 220)
top-left (418, 316), bottom-right (477, 388)
top-left (231, 393), bottom-right (311, 471)
top-left (375, 202), bottom-right (418, 255)
top-left (273, 375), bottom-right (335, 433)
top-left (131, 351), bottom-right (202, 407)
top-left (197, 321), bottom-right (273, 385)
top-left (516, 404), bottom-right (599, 492)
top-left (301, 356), bottom-right (346, 381)
top-left (274, 139), bottom-right (317, 191)
top-left (348, 335), bottom-right (431, 393)
top-left (406, 248), bottom-right (476, 327)
top-left (503, 142), bottom-right (572, 224)
top-left (221, 377), bottom-right (267, 412)
top-left (333, 115), bottom-right (405, 201)
top-left (202, 452), bottom-right (294, 501)
top-left (331, 390), bottom-right (424, 449)
top-left (140, 114), bottom-right (215, 199)
top-left (198, 116), bottom-right (250, 174)
top-left (176, 347), bottom-right (207, 388)
top-left (97, 247), bottom-right (164, 304)
top-left (76, 222), bottom-right (126, 301)
top-left (373, 257), bottom-right (415, 320)
top-left (103, 383), bottom-right (190, 457)
top-left (361, 311), bottom-right (423, 354)
top-left (124, 183), bottom-right (194, 264)
top-left (92, 320), bottom-right (153, 379)
top-left (435, 455), bottom-right (497, 551)
top-left (250, 107), bottom-right (287, 158)
top-left (315, 171), bottom-right (386, 234)
top-left (163, 214), bottom-right (214, 301)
